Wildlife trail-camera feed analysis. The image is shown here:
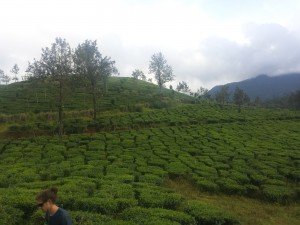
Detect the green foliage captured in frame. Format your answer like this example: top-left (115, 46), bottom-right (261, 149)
top-left (195, 177), bottom-right (219, 192)
top-left (262, 185), bottom-right (297, 203)
top-left (70, 210), bottom-right (135, 225)
top-left (0, 91), bottom-right (299, 225)
top-left (183, 200), bottom-right (240, 225)
top-left (122, 207), bottom-right (195, 225)
top-left (0, 77), bottom-right (192, 115)
top-left (0, 205), bottom-right (24, 225)
top-left (137, 186), bottom-right (183, 209)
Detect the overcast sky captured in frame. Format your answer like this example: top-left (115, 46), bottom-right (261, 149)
top-left (1, 0), bottom-right (300, 90)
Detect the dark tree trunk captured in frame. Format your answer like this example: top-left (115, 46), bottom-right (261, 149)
top-left (58, 80), bottom-right (63, 139)
top-left (92, 85), bottom-right (97, 121)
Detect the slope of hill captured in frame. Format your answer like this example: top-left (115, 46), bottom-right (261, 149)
top-left (0, 77), bottom-right (193, 115)
top-left (209, 73), bottom-right (300, 100)
top-left (0, 113), bottom-right (299, 225)
top-left (0, 75), bottom-right (300, 225)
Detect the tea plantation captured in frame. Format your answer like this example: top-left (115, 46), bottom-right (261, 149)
top-left (1, 117), bottom-right (299, 224)
top-left (0, 78), bottom-right (299, 225)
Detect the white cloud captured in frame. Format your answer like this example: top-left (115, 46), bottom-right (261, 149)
top-left (0, 0), bottom-right (299, 89)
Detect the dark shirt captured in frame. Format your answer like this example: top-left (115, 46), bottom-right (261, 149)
top-left (45, 208), bottom-right (72, 225)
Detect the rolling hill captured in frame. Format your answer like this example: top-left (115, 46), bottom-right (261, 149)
top-left (0, 76), bottom-right (299, 225)
top-left (0, 77), bottom-right (193, 115)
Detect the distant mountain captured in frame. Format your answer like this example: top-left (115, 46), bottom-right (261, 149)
top-left (208, 73), bottom-right (300, 100)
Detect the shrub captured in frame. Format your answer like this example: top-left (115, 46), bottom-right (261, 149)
top-left (230, 170), bottom-right (250, 184)
top-left (70, 210), bottom-right (135, 225)
top-left (166, 162), bottom-right (191, 177)
top-left (216, 178), bottom-right (247, 195)
top-left (0, 205), bottom-right (24, 225)
top-left (139, 174), bottom-right (163, 185)
top-left (250, 173), bottom-right (267, 185)
top-left (262, 185), bottom-right (296, 203)
top-left (122, 207), bottom-right (195, 225)
top-left (183, 200), bottom-right (240, 225)
top-left (63, 119), bottom-right (87, 134)
top-left (0, 188), bottom-right (36, 219)
top-left (137, 187), bottom-right (183, 209)
top-left (71, 197), bottom-right (119, 215)
top-left (195, 177), bottom-right (219, 192)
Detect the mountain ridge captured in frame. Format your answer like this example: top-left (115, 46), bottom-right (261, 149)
top-left (209, 73), bottom-right (300, 100)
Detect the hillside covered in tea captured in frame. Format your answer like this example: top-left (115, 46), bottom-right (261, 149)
top-left (0, 77), bottom-right (299, 225)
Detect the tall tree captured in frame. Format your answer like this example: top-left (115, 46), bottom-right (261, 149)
top-left (11, 64), bottom-right (20, 82)
top-left (0, 69), bottom-right (5, 84)
top-left (233, 87), bottom-right (244, 112)
top-left (149, 52), bottom-right (174, 92)
top-left (215, 85), bottom-right (230, 105)
top-left (233, 87), bottom-right (250, 112)
top-left (27, 37), bottom-right (73, 138)
top-left (99, 56), bottom-right (118, 93)
top-left (0, 69), bottom-right (11, 85)
top-left (73, 40), bottom-right (117, 120)
top-left (254, 96), bottom-right (261, 106)
top-left (132, 69), bottom-right (146, 81)
top-left (289, 90), bottom-right (300, 109)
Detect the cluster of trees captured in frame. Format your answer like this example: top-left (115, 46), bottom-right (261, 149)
top-left (172, 80), bottom-right (252, 111)
top-left (0, 64), bottom-right (20, 84)
top-left (264, 90), bottom-right (300, 109)
top-left (215, 86), bottom-right (251, 111)
top-left (214, 85), bottom-right (300, 110)
top-left (24, 38), bottom-right (176, 138)
top-left (26, 38), bottom-right (118, 138)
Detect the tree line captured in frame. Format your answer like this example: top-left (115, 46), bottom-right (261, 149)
top-left (0, 37), bottom-right (177, 139)
top-left (0, 64), bottom-right (20, 84)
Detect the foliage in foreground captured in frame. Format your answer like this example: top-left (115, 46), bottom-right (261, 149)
top-left (0, 117), bottom-right (299, 224)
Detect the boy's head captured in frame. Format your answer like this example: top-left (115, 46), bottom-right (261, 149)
top-left (36, 187), bottom-right (58, 212)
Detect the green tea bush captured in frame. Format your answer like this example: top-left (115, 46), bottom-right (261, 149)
top-left (229, 170), bottom-right (250, 184)
top-left (183, 200), bottom-right (240, 225)
top-left (63, 118), bottom-right (88, 134)
top-left (70, 210), bottom-right (135, 225)
top-left (216, 178), bottom-right (247, 195)
top-left (0, 205), bottom-right (24, 225)
top-left (122, 207), bottom-right (196, 225)
top-left (139, 174), bottom-right (163, 185)
top-left (95, 183), bottom-right (135, 199)
top-left (0, 188), bottom-right (36, 219)
top-left (137, 186), bottom-right (183, 209)
top-left (70, 197), bottom-right (119, 215)
top-left (166, 162), bottom-right (191, 177)
top-left (262, 185), bottom-right (297, 203)
top-left (195, 177), bottom-right (219, 192)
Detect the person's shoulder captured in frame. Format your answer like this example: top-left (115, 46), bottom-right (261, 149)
top-left (59, 208), bottom-right (71, 217)
top-left (59, 207), bottom-right (72, 224)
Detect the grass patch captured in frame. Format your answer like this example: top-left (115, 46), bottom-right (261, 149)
top-left (164, 177), bottom-right (300, 225)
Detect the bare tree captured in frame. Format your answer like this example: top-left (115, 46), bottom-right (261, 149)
top-left (11, 64), bottom-right (20, 82)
